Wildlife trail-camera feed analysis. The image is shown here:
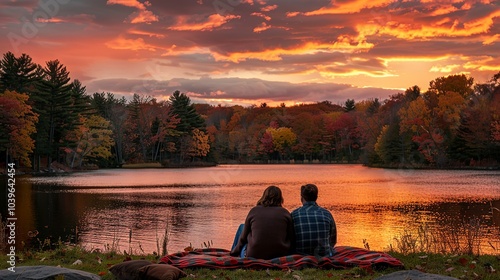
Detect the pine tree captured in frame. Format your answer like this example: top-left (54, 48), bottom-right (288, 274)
top-left (168, 90), bottom-right (206, 163)
top-left (33, 60), bottom-right (74, 170)
top-left (0, 52), bottom-right (41, 94)
top-left (343, 99), bottom-right (356, 112)
top-left (169, 90), bottom-right (205, 133)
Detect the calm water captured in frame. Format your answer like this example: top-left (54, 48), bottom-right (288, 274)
top-left (2, 164), bottom-right (499, 254)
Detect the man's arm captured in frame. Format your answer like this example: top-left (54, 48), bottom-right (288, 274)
top-left (329, 215), bottom-right (337, 247)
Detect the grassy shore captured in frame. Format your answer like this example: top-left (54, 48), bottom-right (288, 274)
top-left (0, 245), bottom-right (498, 279)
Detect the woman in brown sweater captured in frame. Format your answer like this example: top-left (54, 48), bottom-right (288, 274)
top-left (230, 186), bottom-right (294, 259)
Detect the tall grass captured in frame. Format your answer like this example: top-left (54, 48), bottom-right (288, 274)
top-left (392, 215), bottom-right (498, 255)
top-left (488, 202), bottom-right (500, 254)
top-left (155, 217), bottom-right (170, 257)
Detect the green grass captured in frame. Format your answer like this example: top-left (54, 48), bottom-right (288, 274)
top-left (1, 245), bottom-right (498, 279)
top-left (121, 162), bottom-right (163, 168)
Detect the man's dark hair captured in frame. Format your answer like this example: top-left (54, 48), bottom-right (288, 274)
top-left (301, 184), bottom-right (318, 202)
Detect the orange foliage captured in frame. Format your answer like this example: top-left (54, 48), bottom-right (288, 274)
top-left (0, 90), bottom-right (38, 167)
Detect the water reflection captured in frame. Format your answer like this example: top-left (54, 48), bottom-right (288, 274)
top-left (1, 165), bottom-right (499, 255)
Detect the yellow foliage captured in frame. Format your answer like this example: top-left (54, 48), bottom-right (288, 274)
top-left (266, 127), bottom-right (297, 153)
top-left (436, 91), bottom-right (465, 132)
top-left (398, 97), bottom-right (430, 134)
top-left (65, 115), bottom-right (113, 167)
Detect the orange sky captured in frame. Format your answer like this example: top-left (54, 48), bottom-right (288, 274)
top-left (1, 0), bottom-right (499, 106)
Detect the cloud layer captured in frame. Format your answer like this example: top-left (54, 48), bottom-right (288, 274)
top-left (1, 0), bottom-right (499, 105)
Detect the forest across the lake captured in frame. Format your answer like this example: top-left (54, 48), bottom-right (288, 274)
top-left (1, 51), bottom-right (499, 171)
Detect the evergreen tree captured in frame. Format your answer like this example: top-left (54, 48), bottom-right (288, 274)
top-left (168, 90), bottom-right (206, 163)
top-left (343, 99), bottom-right (356, 112)
top-left (33, 60), bottom-right (74, 170)
top-left (169, 90), bottom-right (205, 133)
top-left (0, 52), bottom-right (41, 94)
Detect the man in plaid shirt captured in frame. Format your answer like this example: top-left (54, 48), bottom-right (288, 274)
top-left (291, 184), bottom-right (337, 257)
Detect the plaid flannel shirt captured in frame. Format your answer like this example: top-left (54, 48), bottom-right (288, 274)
top-left (291, 201), bottom-right (337, 257)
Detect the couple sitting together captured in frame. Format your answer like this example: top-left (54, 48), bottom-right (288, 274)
top-left (230, 184), bottom-right (337, 259)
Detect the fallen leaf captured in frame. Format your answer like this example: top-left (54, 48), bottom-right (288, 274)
top-left (418, 255), bottom-right (428, 259)
top-left (469, 264), bottom-right (476, 269)
top-left (40, 257), bottom-right (46, 262)
top-left (415, 265), bottom-right (425, 272)
top-left (458, 257), bottom-right (468, 266)
top-left (98, 272), bottom-right (106, 276)
top-left (326, 272), bottom-right (333, 278)
top-left (96, 256), bottom-right (102, 264)
top-left (292, 275), bottom-right (302, 280)
top-left (72, 259), bottom-right (82, 265)
top-left (266, 268), bottom-right (271, 276)
top-left (446, 267), bottom-right (455, 272)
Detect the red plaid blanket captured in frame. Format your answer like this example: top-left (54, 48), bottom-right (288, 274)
top-left (159, 246), bottom-right (404, 270)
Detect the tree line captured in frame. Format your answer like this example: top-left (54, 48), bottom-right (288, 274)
top-left (0, 51), bottom-right (499, 170)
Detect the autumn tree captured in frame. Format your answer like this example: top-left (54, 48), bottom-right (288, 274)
top-left (450, 73), bottom-right (500, 164)
top-left (260, 126), bottom-right (297, 160)
top-left (291, 112), bottom-right (324, 160)
top-left (0, 90), bottom-right (38, 167)
top-left (186, 128), bottom-right (210, 160)
top-left (125, 94), bottom-right (178, 163)
top-left (64, 115), bottom-right (113, 168)
top-left (326, 112), bottom-right (361, 161)
top-left (91, 92), bottom-right (128, 166)
top-left (429, 74), bottom-right (474, 98)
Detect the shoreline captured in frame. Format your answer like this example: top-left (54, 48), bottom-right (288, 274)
top-left (2, 161), bottom-right (499, 176)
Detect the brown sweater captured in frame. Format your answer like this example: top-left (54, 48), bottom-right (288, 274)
top-left (230, 205), bottom-right (294, 259)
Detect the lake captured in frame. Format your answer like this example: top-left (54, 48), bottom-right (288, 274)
top-left (2, 164), bottom-right (499, 255)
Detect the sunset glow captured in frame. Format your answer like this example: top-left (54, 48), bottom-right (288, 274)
top-left (1, 0), bottom-right (499, 105)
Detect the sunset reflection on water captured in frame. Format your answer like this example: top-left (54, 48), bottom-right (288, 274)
top-left (3, 165), bottom-right (499, 255)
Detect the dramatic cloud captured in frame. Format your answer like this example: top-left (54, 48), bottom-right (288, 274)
top-left (0, 0), bottom-right (498, 105)
top-left (86, 77), bottom-right (400, 106)
top-left (106, 0), bottom-right (158, 23)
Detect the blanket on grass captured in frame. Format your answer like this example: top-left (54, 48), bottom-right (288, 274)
top-left (160, 246), bottom-right (404, 270)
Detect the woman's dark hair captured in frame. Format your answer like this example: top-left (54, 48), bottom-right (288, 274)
top-left (257, 185), bottom-right (284, 207)
top-left (301, 184), bottom-right (318, 202)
